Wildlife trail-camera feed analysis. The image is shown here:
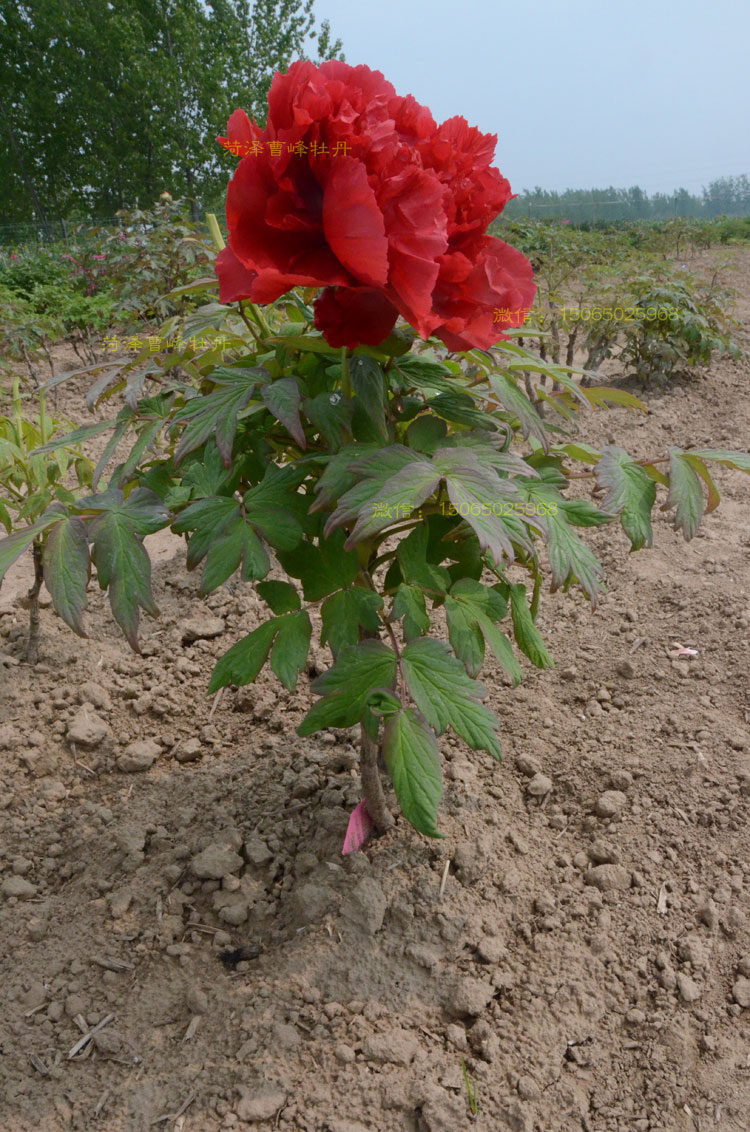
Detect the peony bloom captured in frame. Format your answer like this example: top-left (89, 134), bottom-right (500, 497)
top-left (216, 61), bottom-right (535, 351)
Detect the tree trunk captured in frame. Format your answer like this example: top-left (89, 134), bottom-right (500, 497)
top-left (26, 540), bottom-right (44, 665)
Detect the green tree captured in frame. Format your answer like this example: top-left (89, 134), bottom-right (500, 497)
top-left (0, 0), bottom-right (343, 224)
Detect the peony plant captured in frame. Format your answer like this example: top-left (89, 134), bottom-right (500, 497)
top-left (3, 62), bottom-right (749, 841)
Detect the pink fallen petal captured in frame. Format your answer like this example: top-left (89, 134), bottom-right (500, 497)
top-left (342, 799), bottom-right (373, 855)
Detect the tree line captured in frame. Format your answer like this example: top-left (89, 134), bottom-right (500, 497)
top-left (500, 177), bottom-right (750, 224)
top-left (0, 0), bottom-right (343, 232)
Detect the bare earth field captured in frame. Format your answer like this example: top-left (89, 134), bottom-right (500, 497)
top-left (1, 248), bottom-right (749, 1132)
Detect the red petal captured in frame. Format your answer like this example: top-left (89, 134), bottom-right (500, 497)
top-left (313, 287), bottom-right (398, 349)
top-left (322, 158), bottom-right (389, 287)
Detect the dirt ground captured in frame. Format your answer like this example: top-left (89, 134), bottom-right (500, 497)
top-left (1, 248), bottom-right (750, 1132)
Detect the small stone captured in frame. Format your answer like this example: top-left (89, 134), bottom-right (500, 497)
top-left (67, 708), bottom-right (110, 749)
top-left (78, 682), bottom-right (112, 711)
top-left (515, 755), bottom-right (541, 777)
top-left (185, 986), bottom-right (209, 1014)
top-left (517, 1074), bottom-right (541, 1100)
top-left (584, 864), bottom-right (630, 892)
top-left (11, 856), bottom-right (33, 876)
top-left (445, 976), bottom-right (495, 1017)
top-left (737, 955), bottom-right (750, 978)
top-left (698, 897), bottom-right (719, 930)
top-left (676, 973), bottom-right (701, 1003)
top-left (596, 687), bottom-right (611, 702)
top-left (444, 1023), bottom-right (468, 1051)
top-left (526, 773), bottom-right (552, 798)
top-left (417, 1086), bottom-right (468, 1132)
top-left (218, 901), bottom-right (249, 926)
top-left (476, 936), bottom-right (505, 964)
top-left (65, 994), bottom-right (86, 1018)
top-left (341, 878), bottom-right (387, 934)
top-left (2, 876), bottom-right (37, 899)
top-left (116, 739), bottom-right (160, 773)
top-left (609, 770), bottom-right (633, 791)
top-left (235, 1089), bottom-right (286, 1123)
top-left (626, 1008), bottom-right (646, 1025)
top-left (362, 1029), bottom-right (418, 1066)
top-left (190, 844), bottom-right (243, 880)
top-left (174, 737), bottom-right (202, 763)
top-left (406, 943), bottom-right (441, 969)
top-left (587, 839), bottom-right (619, 864)
top-left (181, 617), bottom-right (225, 644)
top-left (595, 790), bottom-right (627, 818)
top-left (560, 666), bottom-right (578, 682)
top-left (732, 977), bottom-right (750, 1008)
top-left (334, 1042), bottom-right (356, 1064)
top-left (244, 833), bottom-right (273, 867)
top-left (108, 889), bottom-right (133, 918)
top-left (678, 935), bottom-right (711, 970)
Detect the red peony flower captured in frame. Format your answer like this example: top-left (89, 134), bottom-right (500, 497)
top-left (216, 61), bottom-right (535, 351)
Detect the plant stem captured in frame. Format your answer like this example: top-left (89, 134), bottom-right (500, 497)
top-left (26, 539), bottom-right (44, 665)
top-left (341, 346), bottom-right (351, 397)
top-left (360, 724), bottom-right (395, 834)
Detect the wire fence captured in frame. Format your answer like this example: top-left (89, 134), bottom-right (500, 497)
top-left (0, 214), bottom-right (220, 248)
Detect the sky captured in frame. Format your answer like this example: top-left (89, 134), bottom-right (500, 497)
top-left (315, 0), bottom-right (749, 196)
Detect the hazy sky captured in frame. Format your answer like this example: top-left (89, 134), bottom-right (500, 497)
top-left (316, 0), bottom-right (749, 196)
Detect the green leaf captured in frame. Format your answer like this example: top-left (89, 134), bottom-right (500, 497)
top-left (687, 449), bottom-right (750, 473)
top-left (433, 448), bottom-right (540, 563)
top-left (341, 459), bottom-right (440, 547)
top-left (270, 610), bottom-right (312, 692)
top-left (0, 500), bottom-right (11, 534)
top-left (257, 580), bottom-right (301, 615)
top-left (297, 640), bottom-right (397, 737)
top-left (311, 443), bottom-right (379, 512)
top-left (393, 353), bottom-right (457, 393)
top-left (396, 523), bottom-right (451, 595)
top-left (489, 374), bottom-right (548, 449)
top-left (173, 496), bottom-right (239, 570)
top-left (428, 391), bottom-right (495, 430)
top-left (666, 448), bottom-right (705, 539)
top-left (383, 708), bottom-right (444, 837)
top-left (302, 391), bottom-right (353, 451)
top-left (321, 587), bottom-right (383, 655)
top-left (444, 594), bottom-right (485, 677)
top-left (595, 445), bottom-right (657, 551)
top-left (30, 418), bottom-right (118, 455)
top-left (200, 517), bottom-right (270, 593)
top-left (519, 483), bottom-right (606, 600)
top-left (171, 366), bottom-right (267, 466)
top-left (583, 386), bottom-right (647, 412)
top-left (401, 638), bottom-right (502, 761)
top-left (350, 356), bottom-right (389, 442)
top-left (243, 465), bottom-right (307, 551)
top-left (406, 415), bottom-right (448, 454)
top-left (444, 579), bottom-right (521, 684)
top-left (367, 687), bottom-right (402, 717)
top-left (261, 378), bottom-right (306, 448)
top-left (508, 583), bottom-right (554, 670)
top-left (277, 530), bottom-right (359, 602)
top-left (391, 584), bottom-right (431, 642)
top-left (43, 516), bottom-right (90, 637)
top-left (208, 619), bottom-right (279, 693)
top-left (84, 488), bottom-right (168, 651)
top-left (0, 508), bottom-right (62, 584)
top-left (324, 445), bottom-right (425, 532)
